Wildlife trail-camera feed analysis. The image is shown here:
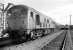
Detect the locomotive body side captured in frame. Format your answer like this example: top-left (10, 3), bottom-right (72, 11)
top-left (27, 8), bottom-right (56, 39)
top-left (28, 8), bottom-right (56, 30)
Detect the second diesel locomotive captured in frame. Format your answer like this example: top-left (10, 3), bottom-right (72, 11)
top-left (2, 4), bottom-right (56, 40)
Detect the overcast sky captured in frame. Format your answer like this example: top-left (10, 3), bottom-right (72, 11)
top-left (1, 0), bottom-right (73, 25)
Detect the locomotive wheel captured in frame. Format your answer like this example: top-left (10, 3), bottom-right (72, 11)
top-left (44, 29), bottom-right (51, 35)
top-left (30, 30), bottom-right (43, 40)
top-left (36, 30), bottom-right (42, 38)
top-left (30, 31), bottom-right (37, 40)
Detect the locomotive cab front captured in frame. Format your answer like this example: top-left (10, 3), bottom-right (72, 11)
top-left (2, 5), bottom-right (30, 40)
top-left (6, 5), bottom-right (28, 31)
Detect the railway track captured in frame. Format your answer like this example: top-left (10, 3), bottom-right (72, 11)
top-left (62, 30), bottom-right (73, 50)
top-left (0, 29), bottom-right (72, 50)
top-left (41, 30), bottom-right (73, 50)
top-left (41, 30), bottom-right (66, 50)
top-left (0, 30), bottom-right (63, 50)
top-left (0, 28), bottom-right (60, 47)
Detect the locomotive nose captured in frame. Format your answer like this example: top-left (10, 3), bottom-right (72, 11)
top-left (7, 17), bottom-right (27, 30)
top-left (6, 5), bottom-right (28, 30)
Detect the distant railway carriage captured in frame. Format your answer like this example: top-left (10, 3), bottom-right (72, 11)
top-left (2, 4), bottom-right (56, 40)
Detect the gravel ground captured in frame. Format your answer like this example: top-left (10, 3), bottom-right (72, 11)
top-left (0, 30), bottom-right (64, 50)
top-left (70, 30), bottom-right (73, 45)
top-left (41, 30), bottom-right (66, 50)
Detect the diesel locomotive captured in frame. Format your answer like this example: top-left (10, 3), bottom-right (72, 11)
top-left (1, 4), bottom-right (56, 41)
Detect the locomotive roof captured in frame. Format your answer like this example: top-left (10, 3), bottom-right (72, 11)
top-left (7, 5), bottom-right (28, 13)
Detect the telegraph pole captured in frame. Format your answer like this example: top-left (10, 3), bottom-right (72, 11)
top-left (70, 15), bottom-right (71, 25)
top-left (70, 15), bottom-right (72, 29)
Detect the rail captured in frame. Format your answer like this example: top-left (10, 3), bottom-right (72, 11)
top-left (61, 30), bottom-right (73, 50)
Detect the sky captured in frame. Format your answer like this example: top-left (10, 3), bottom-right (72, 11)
top-left (1, 0), bottom-right (73, 25)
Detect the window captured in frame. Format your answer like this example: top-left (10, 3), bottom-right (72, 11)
top-left (22, 20), bottom-right (24, 24)
top-left (46, 24), bottom-right (47, 27)
top-left (47, 19), bottom-right (49, 23)
top-left (36, 14), bottom-right (40, 25)
top-left (30, 12), bottom-right (33, 18)
top-left (43, 23), bottom-right (45, 27)
top-left (44, 18), bottom-right (46, 22)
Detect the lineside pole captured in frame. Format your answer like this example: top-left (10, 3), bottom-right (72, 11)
top-left (62, 15), bottom-right (73, 50)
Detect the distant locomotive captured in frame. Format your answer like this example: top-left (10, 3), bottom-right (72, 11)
top-left (2, 4), bottom-right (56, 40)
